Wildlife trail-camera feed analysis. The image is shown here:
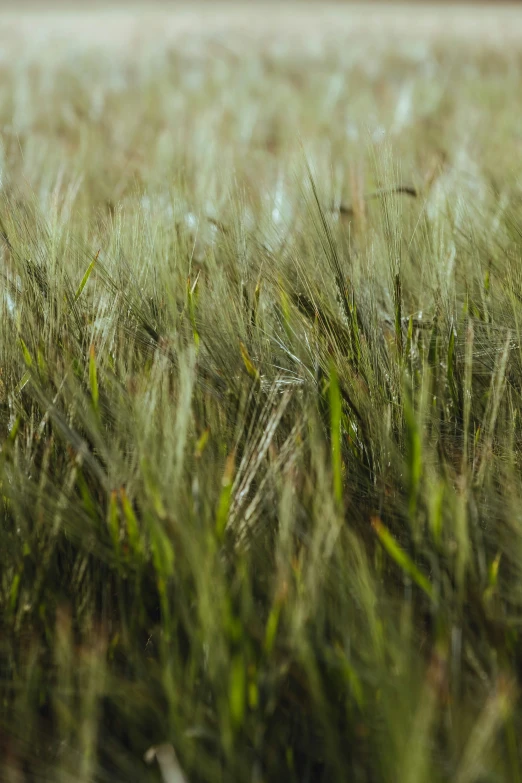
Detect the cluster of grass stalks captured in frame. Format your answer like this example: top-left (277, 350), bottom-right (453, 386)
top-left (2, 7), bottom-right (522, 782)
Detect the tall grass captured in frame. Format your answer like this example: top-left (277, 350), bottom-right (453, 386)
top-left (1, 9), bottom-right (522, 782)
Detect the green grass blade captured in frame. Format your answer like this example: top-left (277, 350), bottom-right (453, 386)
top-left (216, 452), bottom-right (235, 540)
top-left (74, 250), bottom-right (99, 303)
top-left (229, 655), bottom-right (246, 729)
top-left (372, 517), bottom-right (434, 601)
top-left (329, 360), bottom-right (343, 508)
top-left (403, 389), bottom-right (422, 521)
top-left (239, 341), bottom-right (260, 382)
top-left (89, 343), bottom-right (99, 415)
top-left (120, 487), bottom-right (141, 555)
top-left (19, 338), bottom-right (33, 367)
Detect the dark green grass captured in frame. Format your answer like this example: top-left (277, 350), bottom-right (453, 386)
top-left (2, 18), bottom-right (522, 783)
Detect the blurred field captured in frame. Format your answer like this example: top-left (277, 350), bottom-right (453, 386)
top-left (5, 3), bottom-right (522, 49)
top-left (3, 3), bottom-right (522, 783)
top-left (0, 0), bottom-right (522, 45)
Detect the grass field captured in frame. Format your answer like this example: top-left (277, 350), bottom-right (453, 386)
top-left (3, 4), bottom-right (522, 781)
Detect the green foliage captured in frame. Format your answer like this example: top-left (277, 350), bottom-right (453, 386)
top-left (1, 9), bottom-right (522, 783)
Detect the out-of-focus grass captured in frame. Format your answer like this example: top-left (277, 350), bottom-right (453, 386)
top-left (2, 5), bottom-right (522, 781)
